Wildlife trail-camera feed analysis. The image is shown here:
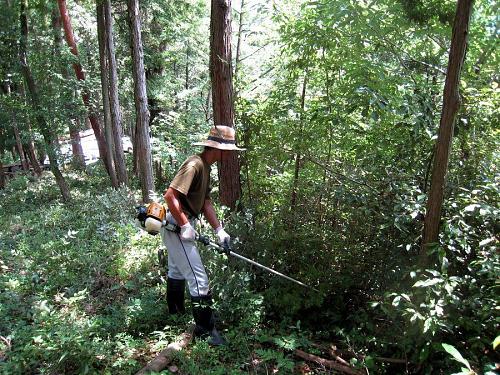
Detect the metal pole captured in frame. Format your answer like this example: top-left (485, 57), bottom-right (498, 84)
top-left (198, 235), bottom-right (319, 292)
top-left (229, 251), bottom-right (319, 292)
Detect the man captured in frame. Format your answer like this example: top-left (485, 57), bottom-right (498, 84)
top-left (162, 125), bottom-right (245, 346)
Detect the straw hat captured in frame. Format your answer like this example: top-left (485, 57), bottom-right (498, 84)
top-left (193, 125), bottom-right (246, 151)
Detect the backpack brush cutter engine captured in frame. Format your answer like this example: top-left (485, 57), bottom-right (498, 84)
top-left (136, 202), bottom-right (167, 235)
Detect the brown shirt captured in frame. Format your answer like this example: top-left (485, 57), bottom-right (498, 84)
top-left (169, 154), bottom-right (211, 216)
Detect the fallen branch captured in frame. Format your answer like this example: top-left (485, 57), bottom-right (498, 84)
top-left (310, 342), bottom-right (351, 366)
top-left (294, 349), bottom-right (365, 375)
top-left (326, 346), bottom-right (351, 366)
top-left (0, 336), bottom-right (11, 349)
top-left (135, 330), bottom-right (192, 375)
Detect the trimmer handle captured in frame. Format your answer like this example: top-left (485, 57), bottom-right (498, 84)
top-left (196, 235), bottom-right (231, 255)
top-left (196, 234), bottom-right (211, 246)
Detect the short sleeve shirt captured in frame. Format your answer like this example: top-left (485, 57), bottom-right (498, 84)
top-left (169, 154), bottom-right (211, 216)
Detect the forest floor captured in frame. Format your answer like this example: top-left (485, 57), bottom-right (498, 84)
top-left (0, 168), bottom-right (464, 374)
top-left (0, 169), bottom-right (375, 374)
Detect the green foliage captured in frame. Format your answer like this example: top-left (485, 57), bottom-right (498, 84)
top-left (235, 0), bottom-right (498, 373)
top-left (0, 172), bottom-right (167, 374)
top-left (442, 343), bottom-right (474, 374)
top-left (371, 181), bottom-right (499, 371)
top-left (1, 0), bottom-right (498, 373)
top-left (398, 0), bottom-right (456, 25)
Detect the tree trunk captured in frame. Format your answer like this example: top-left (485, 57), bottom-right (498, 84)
top-left (233, 0), bottom-right (245, 100)
top-left (24, 137), bottom-right (42, 176)
top-left (291, 73), bottom-right (307, 213)
top-left (13, 124), bottom-right (28, 170)
top-left (317, 55), bottom-right (333, 225)
top-left (421, 0), bottom-right (474, 263)
top-left (18, 84), bottom-right (43, 176)
top-left (104, 0), bottom-right (128, 185)
top-left (210, 0), bottom-right (241, 210)
top-left (5, 84), bottom-right (29, 171)
top-left (0, 157), bottom-right (5, 189)
top-left (53, 23), bottom-right (82, 171)
top-left (68, 125), bottom-right (85, 169)
top-left (128, 0), bottom-right (154, 203)
top-left (184, 43), bottom-right (190, 112)
top-left (57, 0), bottom-right (112, 176)
top-left (97, 1), bottom-right (118, 188)
top-left (19, 0), bottom-right (71, 201)
top-left (51, 6), bottom-right (85, 170)
top-left (185, 44), bottom-right (190, 91)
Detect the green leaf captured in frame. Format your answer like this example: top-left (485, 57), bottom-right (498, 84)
top-left (464, 204), bottom-right (479, 212)
top-left (493, 335), bottom-right (500, 350)
top-left (423, 318), bottom-right (433, 334)
top-left (442, 343), bottom-right (471, 370)
top-left (479, 238), bottom-right (495, 247)
top-left (413, 278), bottom-right (443, 287)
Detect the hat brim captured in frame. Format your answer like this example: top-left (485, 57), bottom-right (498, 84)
top-left (192, 140), bottom-right (246, 151)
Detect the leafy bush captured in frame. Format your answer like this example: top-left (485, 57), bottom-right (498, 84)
top-left (0, 172), bottom-right (166, 374)
top-left (373, 181), bottom-right (499, 372)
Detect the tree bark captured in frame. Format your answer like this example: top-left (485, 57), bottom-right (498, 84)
top-left (104, 0), bottom-right (128, 185)
top-left (12, 124), bottom-right (28, 170)
top-left (233, 0), bottom-right (245, 100)
top-left (210, 0), bottom-right (241, 210)
top-left (97, 1), bottom-right (118, 188)
top-left (24, 137), bottom-right (42, 176)
top-left (5, 84), bottom-right (29, 171)
top-left (135, 331), bottom-right (192, 375)
top-left (19, 0), bottom-right (70, 201)
top-left (51, 6), bottom-right (85, 170)
top-left (57, 0), bottom-right (112, 176)
top-left (294, 349), bottom-right (364, 375)
top-left (0, 148), bottom-right (6, 188)
top-left (0, 158), bottom-right (5, 189)
top-left (291, 73), bottom-right (307, 213)
top-left (421, 0), bottom-right (474, 263)
top-left (185, 44), bottom-right (190, 91)
top-left (18, 84), bottom-right (42, 176)
top-left (127, 0), bottom-right (154, 202)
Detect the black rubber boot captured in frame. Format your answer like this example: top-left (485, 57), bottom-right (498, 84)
top-left (191, 294), bottom-right (226, 346)
top-left (167, 278), bottom-right (186, 314)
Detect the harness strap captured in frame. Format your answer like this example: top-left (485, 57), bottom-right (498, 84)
top-left (164, 221), bottom-right (181, 233)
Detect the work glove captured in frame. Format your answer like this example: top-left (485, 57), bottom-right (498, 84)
top-left (180, 222), bottom-right (196, 242)
top-left (215, 226), bottom-right (231, 249)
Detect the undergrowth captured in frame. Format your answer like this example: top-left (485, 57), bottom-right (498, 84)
top-left (0, 169), bottom-right (312, 374)
top-left (1, 166), bottom-right (498, 374)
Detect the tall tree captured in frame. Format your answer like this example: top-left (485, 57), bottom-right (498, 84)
top-left (233, 0), bottom-right (245, 100)
top-left (0, 113), bottom-right (6, 189)
top-left (421, 0), bottom-right (474, 263)
top-left (18, 84), bottom-right (42, 176)
top-left (23, 128), bottom-right (42, 176)
top-left (51, 6), bottom-right (86, 170)
top-left (104, 0), bottom-right (127, 186)
top-left (7, 85), bottom-right (28, 171)
top-left (128, 0), bottom-right (154, 202)
top-left (290, 73), bottom-right (307, 213)
top-left (19, 0), bottom-right (70, 201)
top-left (0, 160), bottom-right (4, 189)
top-left (57, 0), bottom-right (113, 176)
top-left (97, 0), bottom-right (118, 188)
top-left (210, 0), bottom-right (241, 210)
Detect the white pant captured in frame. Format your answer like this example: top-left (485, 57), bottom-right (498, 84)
top-left (160, 213), bottom-right (210, 297)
